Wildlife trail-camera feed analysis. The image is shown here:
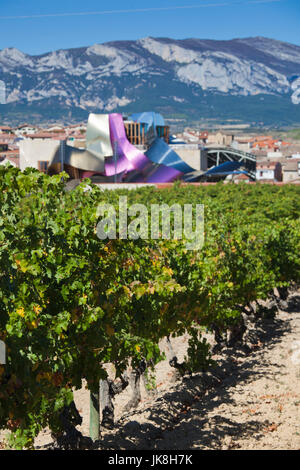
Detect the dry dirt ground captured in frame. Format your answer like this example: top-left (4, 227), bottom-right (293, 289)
top-left (2, 293), bottom-right (300, 450)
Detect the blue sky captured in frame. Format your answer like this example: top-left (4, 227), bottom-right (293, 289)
top-left (0, 0), bottom-right (299, 55)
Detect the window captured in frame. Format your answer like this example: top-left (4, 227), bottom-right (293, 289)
top-left (38, 161), bottom-right (48, 173)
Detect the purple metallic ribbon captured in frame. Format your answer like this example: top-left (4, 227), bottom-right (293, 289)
top-left (100, 113), bottom-right (182, 182)
top-left (145, 165), bottom-right (181, 183)
top-left (105, 113), bottom-right (149, 176)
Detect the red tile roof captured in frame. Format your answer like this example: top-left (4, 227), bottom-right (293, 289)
top-left (24, 133), bottom-right (66, 140)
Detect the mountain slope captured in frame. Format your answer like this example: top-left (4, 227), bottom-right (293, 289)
top-left (0, 36), bottom-right (300, 126)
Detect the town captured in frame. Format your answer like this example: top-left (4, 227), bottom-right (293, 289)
top-left (1, 116), bottom-right (300, 183)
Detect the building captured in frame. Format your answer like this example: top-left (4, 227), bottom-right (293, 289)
top-left (22, 132), bottom-right (67, 141)
top-left (252, 136), bottom-right (290, 153)
top-left (232, 172), bottom-right (252, 183)
top-left (199, 131), bottom-right (209, 144)
top-left (124, 120), bottom-right (169, 146)
top-left (0, 143), bottom-right (19, 167)
top-left (14, 124), bottom-right (40, 136)
top-left (0, 133), bottom-right (16, 146)
top-left (67, 133), bottom-right (86, 149)
top-left (0, 125), bottom-right (12, 134)
top-left (282, 144), bottom-right (300, 158)
top-left (182, 131), bottom-right (200, 143)
top-left (19, 140), bottom-right (60, 172)
top-left (232, 137), bottom-right (253, 152)
top-left (282, 159), bottom-right (300, 183)
top-left (0, 153), bottom-right (19, 167)
top-left (45, 125), bottom-right (65, 133)
top-left (0, 142), bottom-right (8, 152)
top-left (256, 161), bottom-right (282, 182)
top-left (64, 123), bottom-right (86, 134)
top-left (169, 144), bottom-right (205, 171)
top-left (266, 151), bottom-right (283, 159)
top-left (206, 131), bottom-right (235, 146)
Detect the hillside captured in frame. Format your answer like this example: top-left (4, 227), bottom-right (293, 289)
top-left (1, 36), bottom-right (300, 126)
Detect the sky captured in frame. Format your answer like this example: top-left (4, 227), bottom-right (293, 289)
top-left (0, 0), bottom-right (299, 55)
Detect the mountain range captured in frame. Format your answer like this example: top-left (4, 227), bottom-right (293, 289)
top-left (1, 36), bottom-right (300, 127)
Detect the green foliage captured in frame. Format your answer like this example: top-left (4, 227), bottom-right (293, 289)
top-left (144, 367), bottom-right (157, 392)
top-left (184, 328), bottom-right (216, 374)
top-left (0, 166), bottom-right (299, 447)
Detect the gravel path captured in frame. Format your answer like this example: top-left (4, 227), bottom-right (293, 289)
top-left (97, 293), bottom-right (300, 450)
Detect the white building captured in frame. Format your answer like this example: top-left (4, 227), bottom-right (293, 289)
top-left (15, 124), bottom-right (40, 136)
top-left (18, 140), bottom-right (60, 172)
top-left (256, 161), bottom-right (282, 181)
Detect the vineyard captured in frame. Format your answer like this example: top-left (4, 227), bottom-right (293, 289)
top-left (0, 166), bottom-right (299, 449)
